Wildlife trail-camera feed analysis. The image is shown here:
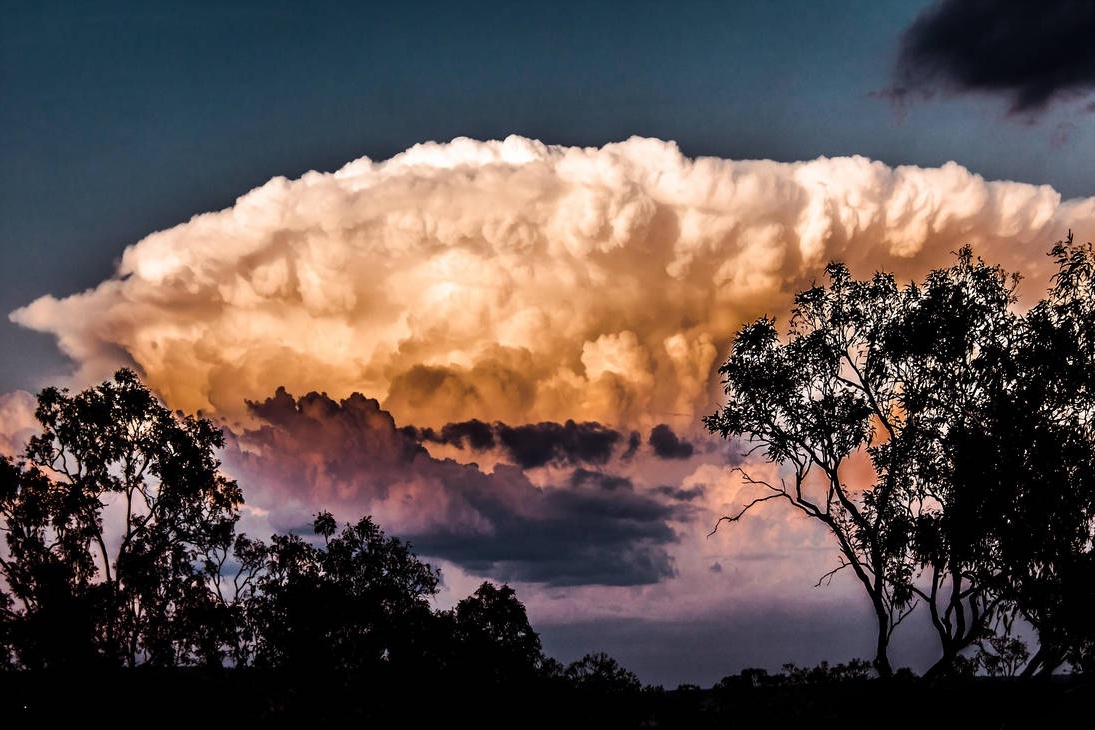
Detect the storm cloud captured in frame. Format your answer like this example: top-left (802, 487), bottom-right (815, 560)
top-left (226, 387), bottom-right (684, 587)
top-left (11, 136), bottom-right (1093, 439)
top-left (648, 423), bottom-right (694, 459)
top-left (9, 134), bottom-right (1094, 624)
top-left (890, 0), bottom-right (1095, 114)
top-left (416, 418), bottom-right (625, 468)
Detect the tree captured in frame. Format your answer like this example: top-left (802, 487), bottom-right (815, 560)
top-left (0, 457), bottom-right (19, 669)
top-left (891, 235), bottom-right (1095, 677)
top-left (873, 248), bottom-right (1022, 678)
top-left (0, 368), bottom-right (243, 669)
top-left (703, 259), bottom-right (929, 677)
top-left (983, 233), bottom-right (1095, 676)
top-left (241, 511), bottom-right (441, 674)
top-left (777, 658), bottom-right (874, 685)
top-left (445, 581), bottom-right (547, 683)
top-left (703, 246), bottom-right (1043, 677)
top-left (564, 651), bottom-right (642, 693)
top-left (705, 238), bottom-right (1095, 679)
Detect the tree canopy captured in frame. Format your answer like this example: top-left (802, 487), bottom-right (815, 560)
top-left (0, 368), bottom-right (242, 669)
top-left (0, 367), bottom-right (650, 706)
top-left (235, 511), bottom-right (442, 674)
top-left (705, 234), bottom-right (1095, 678)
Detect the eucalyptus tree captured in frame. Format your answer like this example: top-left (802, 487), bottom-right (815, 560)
top-left (892, 236), bottom-right (1095, 677)
top-left (705, 260), bottom-right (917, 677)
top-left (0, 368), bottom-right (243, 668)
top-left (703, 246), bottom-right (1029, 677)
top-left (877, 248), bottom-right (1022, 677)
top-left (444, 581), bottom-right (547, 683)
top-left (241, 511), bottom-right (441, 674)
top-left (988, 234), bottom-right (1095, 676)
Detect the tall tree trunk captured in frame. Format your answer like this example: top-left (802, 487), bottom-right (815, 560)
top-left (873, 600), bottom-right (893, 678)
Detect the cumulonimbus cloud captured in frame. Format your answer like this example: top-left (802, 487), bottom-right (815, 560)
top-left (10, 136), bottom-right (1094, 436)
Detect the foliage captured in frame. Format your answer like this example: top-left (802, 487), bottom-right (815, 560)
top-left (705, 236), bottom-right (1095, 679)
top-left (992, 234), bottom-right (1095, 675)
top-left (0, 368), bottom-right (242, 669)
top-left (442, 580), bottom-right (547, 682)
top-left (0, 366), bottom-right (680, 726)
top-left (778, 658), bottom-right (874, 685)
top-left (703, 256), bottom-right (939, 676)
top-left (239, 511), bottom-right (441, 674)
top-left (715, 659), bottom-right (873, 690)
top-left (974, 633), bottom-right (1031, 678)
top-left (564, 651), bottom-right (643, 693)
top-left (873, 247), bottom-right (1022, 677)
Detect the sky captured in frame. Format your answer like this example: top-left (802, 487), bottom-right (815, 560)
top-left (4, 0), bottom-right (1095, 689)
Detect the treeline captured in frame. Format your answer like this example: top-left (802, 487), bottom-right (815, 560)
top-left (0, 369), bottom-right (653, 724)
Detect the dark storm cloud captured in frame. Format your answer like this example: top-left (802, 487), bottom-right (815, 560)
top-left (407, 464), bottom-right (681, 587)
top-left (496, 420), bottom-right (624, 467)
top-left (417, 418), bottom-right (625, 468)
top-left (403, 420), bottom-right (498, 450)
top-left (243, 387), bottom-right (427, 482)
top-left (652, 485), bottom-right (705, 502)
top-left (569, 468), bottom-right (635, 493)
top-left (227, 389), bottom-right (684, 587)
top-left (443, 418), bottom-right (497, 450)
top-left (649, 423), bottom-right (694, 459)
top-left (890, 0), bottom-right (1095, 114)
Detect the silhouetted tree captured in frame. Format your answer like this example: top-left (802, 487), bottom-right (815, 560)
top-left (974, 632), bottom-right (1031, 678)
top-left (778, 658), bottom-right (873, 685)
top-left (703, 258), bottom-right (935, 676)
top-left (875, 248), bottom-right (1022, 678)
top-left (705, 238), bottom-right (1095, 680)
top-left (0, 369), bottom-right (242, 669)
top-left (445, 581), bottom-right (547, 683)
top-left (984, 233), bottom-right (1095, 676)
top-left (564, 651), bottom-right (642, 693)
top-left (0, 592), bottom-right (11, 670)
top-left (241, 511), bottom-right (440, 675)
top-left (705, 242), bottom-right (1090, 682)
top-left (892, 236), bottom-right (1095, 677)
top-left (713, 666), bottom-right (771, 690)
top-left (0, 457), bottom-right (17, 670)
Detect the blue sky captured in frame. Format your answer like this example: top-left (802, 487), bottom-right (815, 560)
top-left (4, 0), bottom-right (1095, 687)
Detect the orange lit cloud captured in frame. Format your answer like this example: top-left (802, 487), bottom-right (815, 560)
top-left (11, 136), bottom-right (1092, 436)
top-left (0, 390), bottom-right (37, 458)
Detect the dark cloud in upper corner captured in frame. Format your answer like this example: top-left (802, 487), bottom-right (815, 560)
top-left (885, 0), bottom-right (1095, 116)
